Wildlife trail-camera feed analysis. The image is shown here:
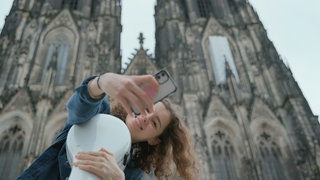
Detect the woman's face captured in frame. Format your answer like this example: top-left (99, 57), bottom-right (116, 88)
top-left (125, 101), bottom-right (171, 144)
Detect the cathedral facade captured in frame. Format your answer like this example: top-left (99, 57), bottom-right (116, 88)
top-left (0, 0), bottom-right (319, 179)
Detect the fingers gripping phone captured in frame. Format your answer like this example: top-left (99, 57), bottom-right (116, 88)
top-left (133, 69), bottom-right (178, 114)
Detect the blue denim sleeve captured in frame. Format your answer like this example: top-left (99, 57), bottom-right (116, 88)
top-left (124, 167), bottom-right (144, 180)
top-left (66, 76), bottom-right (110, 125)
top-left (124, 160), bottom-right (144, 180)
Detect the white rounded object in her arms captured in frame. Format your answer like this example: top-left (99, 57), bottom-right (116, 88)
top-left (66, 114), bottom-right (131, 180)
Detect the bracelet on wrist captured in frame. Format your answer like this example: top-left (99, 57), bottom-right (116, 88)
top-left (87, 76), bottom-right (103, 99)
top-left (97, 74), bottom-right (102, 90)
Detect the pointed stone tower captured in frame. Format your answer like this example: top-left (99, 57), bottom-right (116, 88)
top-left (124, 33), bottom-right (158, 76)
top-left (0, 0), bottom-right (121, 178)
top-left (154, 0), bottom-right (320, 179)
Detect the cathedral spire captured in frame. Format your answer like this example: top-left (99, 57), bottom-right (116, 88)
top-left (138, 32), bottom-right (145, 49)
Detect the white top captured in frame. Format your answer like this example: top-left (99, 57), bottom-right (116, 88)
top-left (66, 114), bottom-right (131, 180)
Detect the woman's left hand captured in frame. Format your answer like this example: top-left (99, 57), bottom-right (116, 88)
top-left (72, 148), bottom-right (125, 180)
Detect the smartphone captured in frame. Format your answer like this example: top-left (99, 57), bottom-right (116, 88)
top-left (133, 69), bottom-right (178, 114)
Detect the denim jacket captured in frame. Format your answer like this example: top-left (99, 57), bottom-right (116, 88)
top-left (17, 77), bottom-right (143, 180)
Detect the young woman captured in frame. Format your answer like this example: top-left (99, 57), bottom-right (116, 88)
top-left (17, 73), bottom-right (198, 180)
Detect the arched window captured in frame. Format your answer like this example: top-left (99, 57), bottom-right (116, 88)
top-left (197, 0), bottom-right (213, 18)
top-left (257, 131), bottom-right (287, 180)
top-left (61, 0), bottom-right (78, 9)
top-left (208, 36), bottom-right (239, 84)
top-left (90, 0), bottom-right (97, 16)
top-left (61, 0), bottom-right (67, 8)
top-left (30, 24), bottom-right (76, 86)
top-left (41, 33), bottom-right (70, 85)
top-left (211, 130), bottom-right (238, 180)
top-left (69, 0), bottom-right (78, 9)
top-left (0, 125), bottom-right (25, 179)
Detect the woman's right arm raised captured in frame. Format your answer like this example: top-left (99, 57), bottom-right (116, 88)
top-left (95, 73), bottom-right (159, 116)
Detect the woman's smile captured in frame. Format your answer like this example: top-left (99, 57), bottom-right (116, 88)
top-left (126, 102), bottom-right (171, 143)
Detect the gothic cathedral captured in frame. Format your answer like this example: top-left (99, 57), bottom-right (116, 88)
top-left (0, 0), bottom-right (319, 179)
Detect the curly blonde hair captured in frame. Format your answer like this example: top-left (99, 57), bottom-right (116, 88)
top-left (110, 99), bottom-right (199, 179)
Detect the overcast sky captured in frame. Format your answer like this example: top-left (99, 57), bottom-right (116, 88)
top-left (1, 0), bottom-right (319, 118)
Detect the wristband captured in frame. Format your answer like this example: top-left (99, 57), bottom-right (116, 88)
top-left (97, 74), bottom-right (102, 90)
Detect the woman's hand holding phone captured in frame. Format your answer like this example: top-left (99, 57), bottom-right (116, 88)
top-left (98, 73), bottom-right (159, 116)
top-left (92, 70), bottom-right (176, 116)
top-left (132, 69), bottom-right (178, 114)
